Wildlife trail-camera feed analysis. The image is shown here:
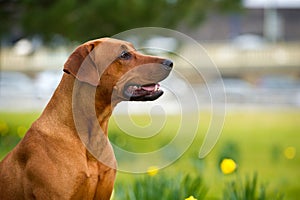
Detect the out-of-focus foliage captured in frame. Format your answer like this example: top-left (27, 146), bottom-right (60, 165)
top-left (0, 0), bottom-right (242, 42)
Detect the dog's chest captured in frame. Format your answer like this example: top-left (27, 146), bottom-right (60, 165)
top-left (72, 159), bottom-right (115, 198)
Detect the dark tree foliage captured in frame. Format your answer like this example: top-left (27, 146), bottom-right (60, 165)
top-left (0, 0), bottom-right (242, 42)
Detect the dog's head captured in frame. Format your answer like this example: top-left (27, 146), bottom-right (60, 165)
top-left (64, 38), bottom-right (173, 103)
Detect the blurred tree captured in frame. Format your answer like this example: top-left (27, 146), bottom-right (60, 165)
top-left (0, 0), bottom-right (242, 43)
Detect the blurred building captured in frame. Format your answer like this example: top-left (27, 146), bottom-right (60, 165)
top-left (185, 0), bottom-right (300, 42)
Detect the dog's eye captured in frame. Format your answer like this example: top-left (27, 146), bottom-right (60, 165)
top-left (119, 51), bottom-right (132, 60)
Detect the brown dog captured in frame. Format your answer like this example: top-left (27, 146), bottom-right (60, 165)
top-left (0, 38), bottom-right (173, 200)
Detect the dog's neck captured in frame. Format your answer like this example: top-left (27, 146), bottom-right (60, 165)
top-left (36, 74), bottom-right (116, 166)
top-left (39, 74), bottom-right (114, 137)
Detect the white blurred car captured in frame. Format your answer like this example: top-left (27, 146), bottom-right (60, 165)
top-left (0, 71), bottom-right (35, 97)
top-left (34, 70), bottom-right (63, 99)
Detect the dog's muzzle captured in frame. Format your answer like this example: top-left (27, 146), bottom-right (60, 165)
top-left (123, 59), bottom-right (173, 101)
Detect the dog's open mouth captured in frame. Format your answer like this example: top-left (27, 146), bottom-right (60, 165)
top-left (124, 83), bottom-right (164, 101)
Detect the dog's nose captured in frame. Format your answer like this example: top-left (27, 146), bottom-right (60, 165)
top-left (161, 59), bottom-right (173, 70)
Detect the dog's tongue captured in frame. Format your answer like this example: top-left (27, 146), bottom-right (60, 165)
top-left (141, 84), bottom-right (159, 91)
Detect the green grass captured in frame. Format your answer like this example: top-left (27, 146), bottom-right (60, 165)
top-left (0, 110), bottom-right (299, 199)
top-left (110, 110), bottom-right (300, 199)
top-left (113, 173), bottom-right (208, 200)
top-left (0, 112), bottom-right (40, 158)
top-left (213, 111), bottom-right (300, 199)
top-left (222, 173), bottom-right (284, 200)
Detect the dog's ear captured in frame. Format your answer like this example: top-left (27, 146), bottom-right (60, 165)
top-left (63, 42), bottom-right (100, 86)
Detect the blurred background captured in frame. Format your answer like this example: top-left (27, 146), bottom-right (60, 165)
top-left (0, 0), bottom-right (300, 199)
top-left (1, 0), bottom-right (300, 110)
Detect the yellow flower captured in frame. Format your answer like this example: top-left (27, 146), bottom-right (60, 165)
top-left (17, 126), bottom-right (27, 138)
top-left (220, 158), bottom-right (237, 175)
top-left (284, 146), bottom-right (296, 159)
top-left (185, 195), bottom-right (197, 200)
top-left (0, 120), bottom-right (9, 136)
top-left (147, 166), bottom-right (159, 176)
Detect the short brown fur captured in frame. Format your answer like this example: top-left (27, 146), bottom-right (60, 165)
top-left (0, 38), bottom-right (172, 200)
